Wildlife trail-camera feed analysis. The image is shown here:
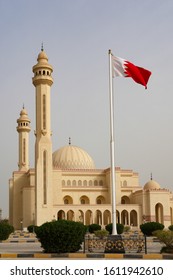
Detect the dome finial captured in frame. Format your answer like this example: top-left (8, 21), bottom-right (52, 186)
top-left (69, 137), bottom-right (71, 145)
top-left (151, 173), bottom-right (153, 180)
top-left (41, 42), bottom-right (44, 51)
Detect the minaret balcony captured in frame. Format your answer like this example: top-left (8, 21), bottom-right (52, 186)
top-left (32, 75), bottom-right (53, 86)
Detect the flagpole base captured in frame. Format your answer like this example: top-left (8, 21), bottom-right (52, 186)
top-left (104, 235), bottom-right (125, 254)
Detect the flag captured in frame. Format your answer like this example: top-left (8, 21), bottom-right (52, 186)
top-left (112, 55), bottom-right (152, 89)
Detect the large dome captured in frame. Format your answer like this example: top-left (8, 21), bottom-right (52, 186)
top-left (52, 145), bottom-right (95, 169)
top-left (143, 179), bottom-right (161, 191)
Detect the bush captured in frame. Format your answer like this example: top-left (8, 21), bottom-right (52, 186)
top-left (140, 222), bottom-right (164, 236)
top-left (0, 221), bottom-right (14, 241)
top-left (168, 225), bottom-right (173, 231)
top-left (94, 229), bottom-right (109, 238)
top-left (36, 220), bottom-right (86, 253)
top-left (105, 223), bottom-right (124, 234)
top-left (27, 225), bottom-right (38, 233)
top-left (153, 230), bottom-right (173, 251)
top-left (123, 226), bottom-right (131, 232)
top-left (88, 223), bottom-right (101, 233)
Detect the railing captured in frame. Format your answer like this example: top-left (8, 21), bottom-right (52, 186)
top-left (84, 234), bottom-right (147, 254)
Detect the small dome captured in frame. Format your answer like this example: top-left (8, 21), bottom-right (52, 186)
top-left (37, 50), bottom-right (48, 61)
top-left (144, 179), bottom-right (161, 191)
top-left (52, 145), bottom-right (95, 169)
top-left (18, 108), bottom-right (30, 122)
top-left (20, 108), bottom-right (28, 116)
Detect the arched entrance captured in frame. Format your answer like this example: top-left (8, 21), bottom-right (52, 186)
top-left (57, 210), bottom-right (65, 220)
top-left (103, 210), bottom-right (111, 225)
top-left (121, 210), bottom-right (129, 225)
top-left (155, 203), bottom-right (164, 224)
top-left (130, 210), bottom-right (138, 226)
top-left (85, 210), bottom-right (93, 225)
top-left (67, 210), bottom-right (74, 221)
top-left (95, 210), bottom-right (102, 225)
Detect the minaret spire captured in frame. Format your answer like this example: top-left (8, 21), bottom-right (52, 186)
top-left (41, 42), bottom-right (44, 51)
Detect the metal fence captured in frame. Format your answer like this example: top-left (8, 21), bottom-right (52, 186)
top-left (84, 234), bottom-right (147, 254)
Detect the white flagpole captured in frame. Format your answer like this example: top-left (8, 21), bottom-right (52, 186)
top-left (108, 49), bottom-right (117, 235)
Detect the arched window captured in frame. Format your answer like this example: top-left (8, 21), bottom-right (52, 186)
top-left (83, 180), bottom-right (87, 186)
top-left (43, 94), bottom-right (46, 130)
top-left (72, 180), bottom-right (76, 186)
top-left (94, 180), bottom-right (98, 186)
top-left (80, 195), bottom-right (89, 204)
top-left (43, 150), bottom-right (47, 204)
top-left (67, 180), bottom-right (71, 186)
top-left (121, 196), bottom-right (130, 204)
top-left (63, 196), bottom-right (73, 204)
top-left (99, 180), bottom-right (103, 186)
top-left (123, 180), bottom-right (127, 187)
top-left (78, 180), bottom-right (82, 186)
top-left (23, 139), bottom-right (26, 163)
top-left (96, 196), bottom-right (106, 204)
top-left (89, 180), bottom-right (92, 186)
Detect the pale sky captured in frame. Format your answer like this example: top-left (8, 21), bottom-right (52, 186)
top-left (0, 0), bottom-right (173, 218)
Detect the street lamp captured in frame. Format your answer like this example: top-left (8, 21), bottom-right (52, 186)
top-left (20, 220), bottom-right (23, 231)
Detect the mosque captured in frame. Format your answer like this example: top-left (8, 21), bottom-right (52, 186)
top-left (9, 49), bottom-right (173, 230)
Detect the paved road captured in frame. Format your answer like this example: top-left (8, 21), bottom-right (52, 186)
top-left (0, 242), bottom-right (43, 254)
top-left (0, 240), bottom-right (162, 254)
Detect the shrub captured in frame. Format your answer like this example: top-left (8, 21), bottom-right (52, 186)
top-left (0, 222), bottom-right (14, 241)
top-left (168, 225), bottom-right (173, 231)
top-left (36, 220), bottom-right (86, 253)
top-left (105, 223), bottom-right (124, 234)
top-left (88, 223), bottom-right (101, 233)
top-left (153, 230), bottom-right (173, 251)
top-left (123, 226), bottom-right (131, 232)
top-left (94, 229), bottom-right (109, 238)
top-left (140, 222), bottom-right (164, 236)
top-left (27, 225), bottom-right (38, 233)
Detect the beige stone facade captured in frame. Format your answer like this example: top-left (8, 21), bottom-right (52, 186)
top-left (9, 50), bottom-right (173, 230)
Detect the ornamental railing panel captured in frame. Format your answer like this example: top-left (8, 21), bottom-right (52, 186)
top-left (84, 235), bottom-right (146, 254)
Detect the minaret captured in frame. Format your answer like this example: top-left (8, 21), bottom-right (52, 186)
top-left (32, 47), bottom-right (53, 225)
top-left (16, 106), bottom-right (31, 171)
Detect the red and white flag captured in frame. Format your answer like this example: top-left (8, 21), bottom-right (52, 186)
top-left (112, 55), bottom-right (151, 88)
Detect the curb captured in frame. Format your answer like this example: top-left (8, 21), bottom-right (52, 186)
top-left (0, 240), bottom-right (38, 243)
top-left (0, 253), bottom-right (173, 259)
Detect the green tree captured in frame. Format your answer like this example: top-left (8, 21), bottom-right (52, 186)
top-left (140, 222), bottom-right (164, 236)
top-left (36, 220), bottom-right (86, 253)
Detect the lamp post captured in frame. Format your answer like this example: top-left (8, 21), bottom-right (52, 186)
top-left (20, 219), bottom-right (23, 231)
